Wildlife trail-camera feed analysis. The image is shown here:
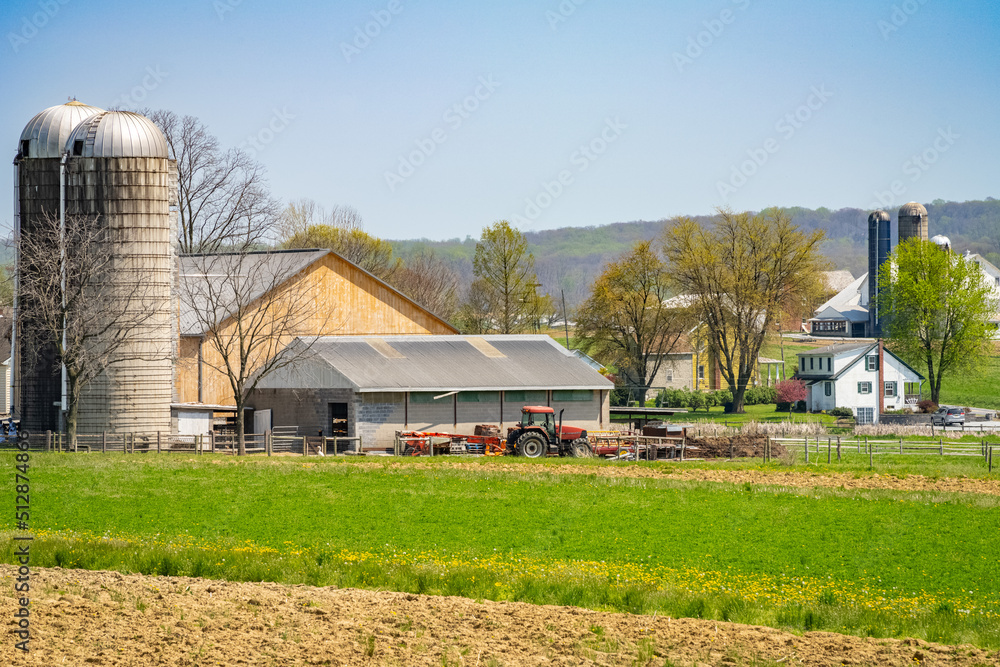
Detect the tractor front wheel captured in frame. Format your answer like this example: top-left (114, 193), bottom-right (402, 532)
top-left (516, 432), bottom-right (547, 458)
top-left (568, 438), bottom-right (593, 458)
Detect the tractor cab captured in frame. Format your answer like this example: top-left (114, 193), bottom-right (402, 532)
top-left (520, 406), bottom-right (555, 436)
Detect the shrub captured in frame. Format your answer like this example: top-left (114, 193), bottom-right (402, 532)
top-left (712, 390), bottom-right (733, 406)
top-left (743, 385), bottom-right (777, 405)
top-left (829, 407), bottom-right (853, 418)
top-left (917, 399), bottom-right (938, 414)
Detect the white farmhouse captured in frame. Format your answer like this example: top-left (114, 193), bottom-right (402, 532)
top-left (794, 342), bottom-right (924, 424)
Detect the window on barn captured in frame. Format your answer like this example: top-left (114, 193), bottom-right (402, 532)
top-left (858, 381), bottom-right (872, 394)
top-left (809, 357), bottom-right (814, 370)
top-left (458, 391), bottom-right (500, 403)
top-left (409, 392), bottom-right (443, 404)
top-left (505, 390), bottom-right (547, 404)
top-left (552, 390), bottom-right (591, 402)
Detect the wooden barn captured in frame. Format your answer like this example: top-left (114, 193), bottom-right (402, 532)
top-left (173, 249), bottom-right (457, 432)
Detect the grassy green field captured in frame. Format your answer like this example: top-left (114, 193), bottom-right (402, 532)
top-left (3, 453), bottom-right (999, 648)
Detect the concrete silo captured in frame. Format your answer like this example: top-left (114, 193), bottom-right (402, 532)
top-left (14, 104), bottom-right (177, 434)
top-left (14, 101), bottom-right (104, 433)
top-left (62, 111), bottom-right (177, 434)
top-left (898, 201), bottom-right (929, 244)
top-left (867, 209), bottom-right (891, 337)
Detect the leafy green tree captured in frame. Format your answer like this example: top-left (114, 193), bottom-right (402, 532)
top-left (663, 209), bottom-right (826, 413)
top-left (876, 238), bottom-right (998, 404)
top-left (576, 241), bottom-right (692, 405)
top-left (468, 220), bottom-right (539, 334)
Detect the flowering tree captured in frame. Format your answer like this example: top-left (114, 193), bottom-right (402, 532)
top-left (775, 378), bottom-right (807, 414)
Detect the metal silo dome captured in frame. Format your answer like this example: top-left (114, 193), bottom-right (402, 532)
top-left (18, 100), bottom-right (104, 158)
top-left (931, 234), bottom-right (952, 249)
top-left (65, 111), bottom-right (169, 158)
top-left (867, 209), bottom-right (890, 223)
top-left (898, 201), bottom-right (928, 217)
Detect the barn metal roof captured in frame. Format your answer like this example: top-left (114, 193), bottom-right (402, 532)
top-left (179, 250), bottom-right (327, 335)
top-left (258, 335), bottom-right (615, 392)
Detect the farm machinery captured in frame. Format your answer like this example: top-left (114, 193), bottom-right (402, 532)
top-left (398, 405), bottom-right (593, 458)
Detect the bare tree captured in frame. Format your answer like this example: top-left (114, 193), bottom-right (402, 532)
top-left (17, 212), bottom-right (163, 441)
top-left (179, 250), bottom-right (329, 455)
top-left (393, 247), bottom-right (460, 322)
top-left (141, 109), bottom-right (279, 253)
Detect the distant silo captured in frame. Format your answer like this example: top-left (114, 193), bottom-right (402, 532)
top-left (930, 234), bottom-right (952, 252)
top-left (867, 210), bottom-right (891, 337)
top-left (14, 104), bottom-right (176, 435)
top-left (15, 101), bottom-right (104, 433)
top-left (898, 201), bottom-right (929, 243)
top-left (62, 111), bottom-right (176, 434)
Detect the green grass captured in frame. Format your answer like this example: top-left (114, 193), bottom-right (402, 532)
top-left (937, 356), bottom-right (1000, 410)
top-left (3, 453), bottom-right (999, 647)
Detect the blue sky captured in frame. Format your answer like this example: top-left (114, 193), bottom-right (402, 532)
top-left (2, 0), bottom-right (998, 240)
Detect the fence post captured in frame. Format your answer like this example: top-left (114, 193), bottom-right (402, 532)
top-left (46, 430), bottom-right (51, 452)
top-left (156, 431), bottom-right (161, 454)
top-left (302, 436), bottom-right (307, 457)
top-left (680, 437), bottom-right (685, 461)
top-left (989, 446), bottom-right (992, 473)
top-left (836, 436), bottom-right (841, 462)
top-left (827, 438), bottom-right (831, 464)
top-left (939, 437), bottom-right (943, 456)
top-left (208, 430), bottom-right (215, 453)
top-left (804, 435), bottom-right (809, 464)
top-left (869, 438), bottom-right (873, 468)
top-left (101, 431), bottom-right (106, 453)
top-left (899, 436), bottom-right (903, 455)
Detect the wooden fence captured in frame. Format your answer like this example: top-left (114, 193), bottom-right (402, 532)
top-left (772, 435), bottom-right (995, 471)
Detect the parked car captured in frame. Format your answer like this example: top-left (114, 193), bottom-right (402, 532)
top-left (931, 406), bottom-right (965, 426)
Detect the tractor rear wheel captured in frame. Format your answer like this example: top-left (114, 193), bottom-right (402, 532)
top-left (568, 438), bottom-right (593, 458)
top-left (516, 432), bottom-right (547, 458)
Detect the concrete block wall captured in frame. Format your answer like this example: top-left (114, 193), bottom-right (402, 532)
top-left (248, 387), bottom-right (356, 437)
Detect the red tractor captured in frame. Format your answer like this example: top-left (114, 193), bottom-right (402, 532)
top-left (506, 406), bottom-right (592, 458)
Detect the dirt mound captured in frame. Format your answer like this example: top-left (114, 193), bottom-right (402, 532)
top-left (685, 434), bottom-right (788, 459)
top-left (1, 566), bottom-right (996, 666)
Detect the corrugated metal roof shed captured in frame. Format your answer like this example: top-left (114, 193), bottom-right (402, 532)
top-left (259, 335), bottom-right (615, 392)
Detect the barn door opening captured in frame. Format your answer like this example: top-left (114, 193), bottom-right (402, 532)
top-left (329, 403), bottom-right (348, 437)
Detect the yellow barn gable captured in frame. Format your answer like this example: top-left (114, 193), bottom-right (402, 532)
top-left (176, 249), bottom-right (457, 407)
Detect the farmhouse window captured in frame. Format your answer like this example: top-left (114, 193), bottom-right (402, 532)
top-left (866, 355), bottom-right (878, 371)
top-left (827, 357), bottom-right (831, 372)
top-left (857, 407), bottom-right (875, 425)
top-left (824, 382), bottom-right (832, 396)
top-left (698, 365), bottom-right (705, 381)
top-left (884, 381), bottom-right (896, 397)
top-left (858, 381), bottom-right (872, 394)
top-left (809, 357), bottom-right (814, 370)
top-left (665, 368), bottom-right (673, 382)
